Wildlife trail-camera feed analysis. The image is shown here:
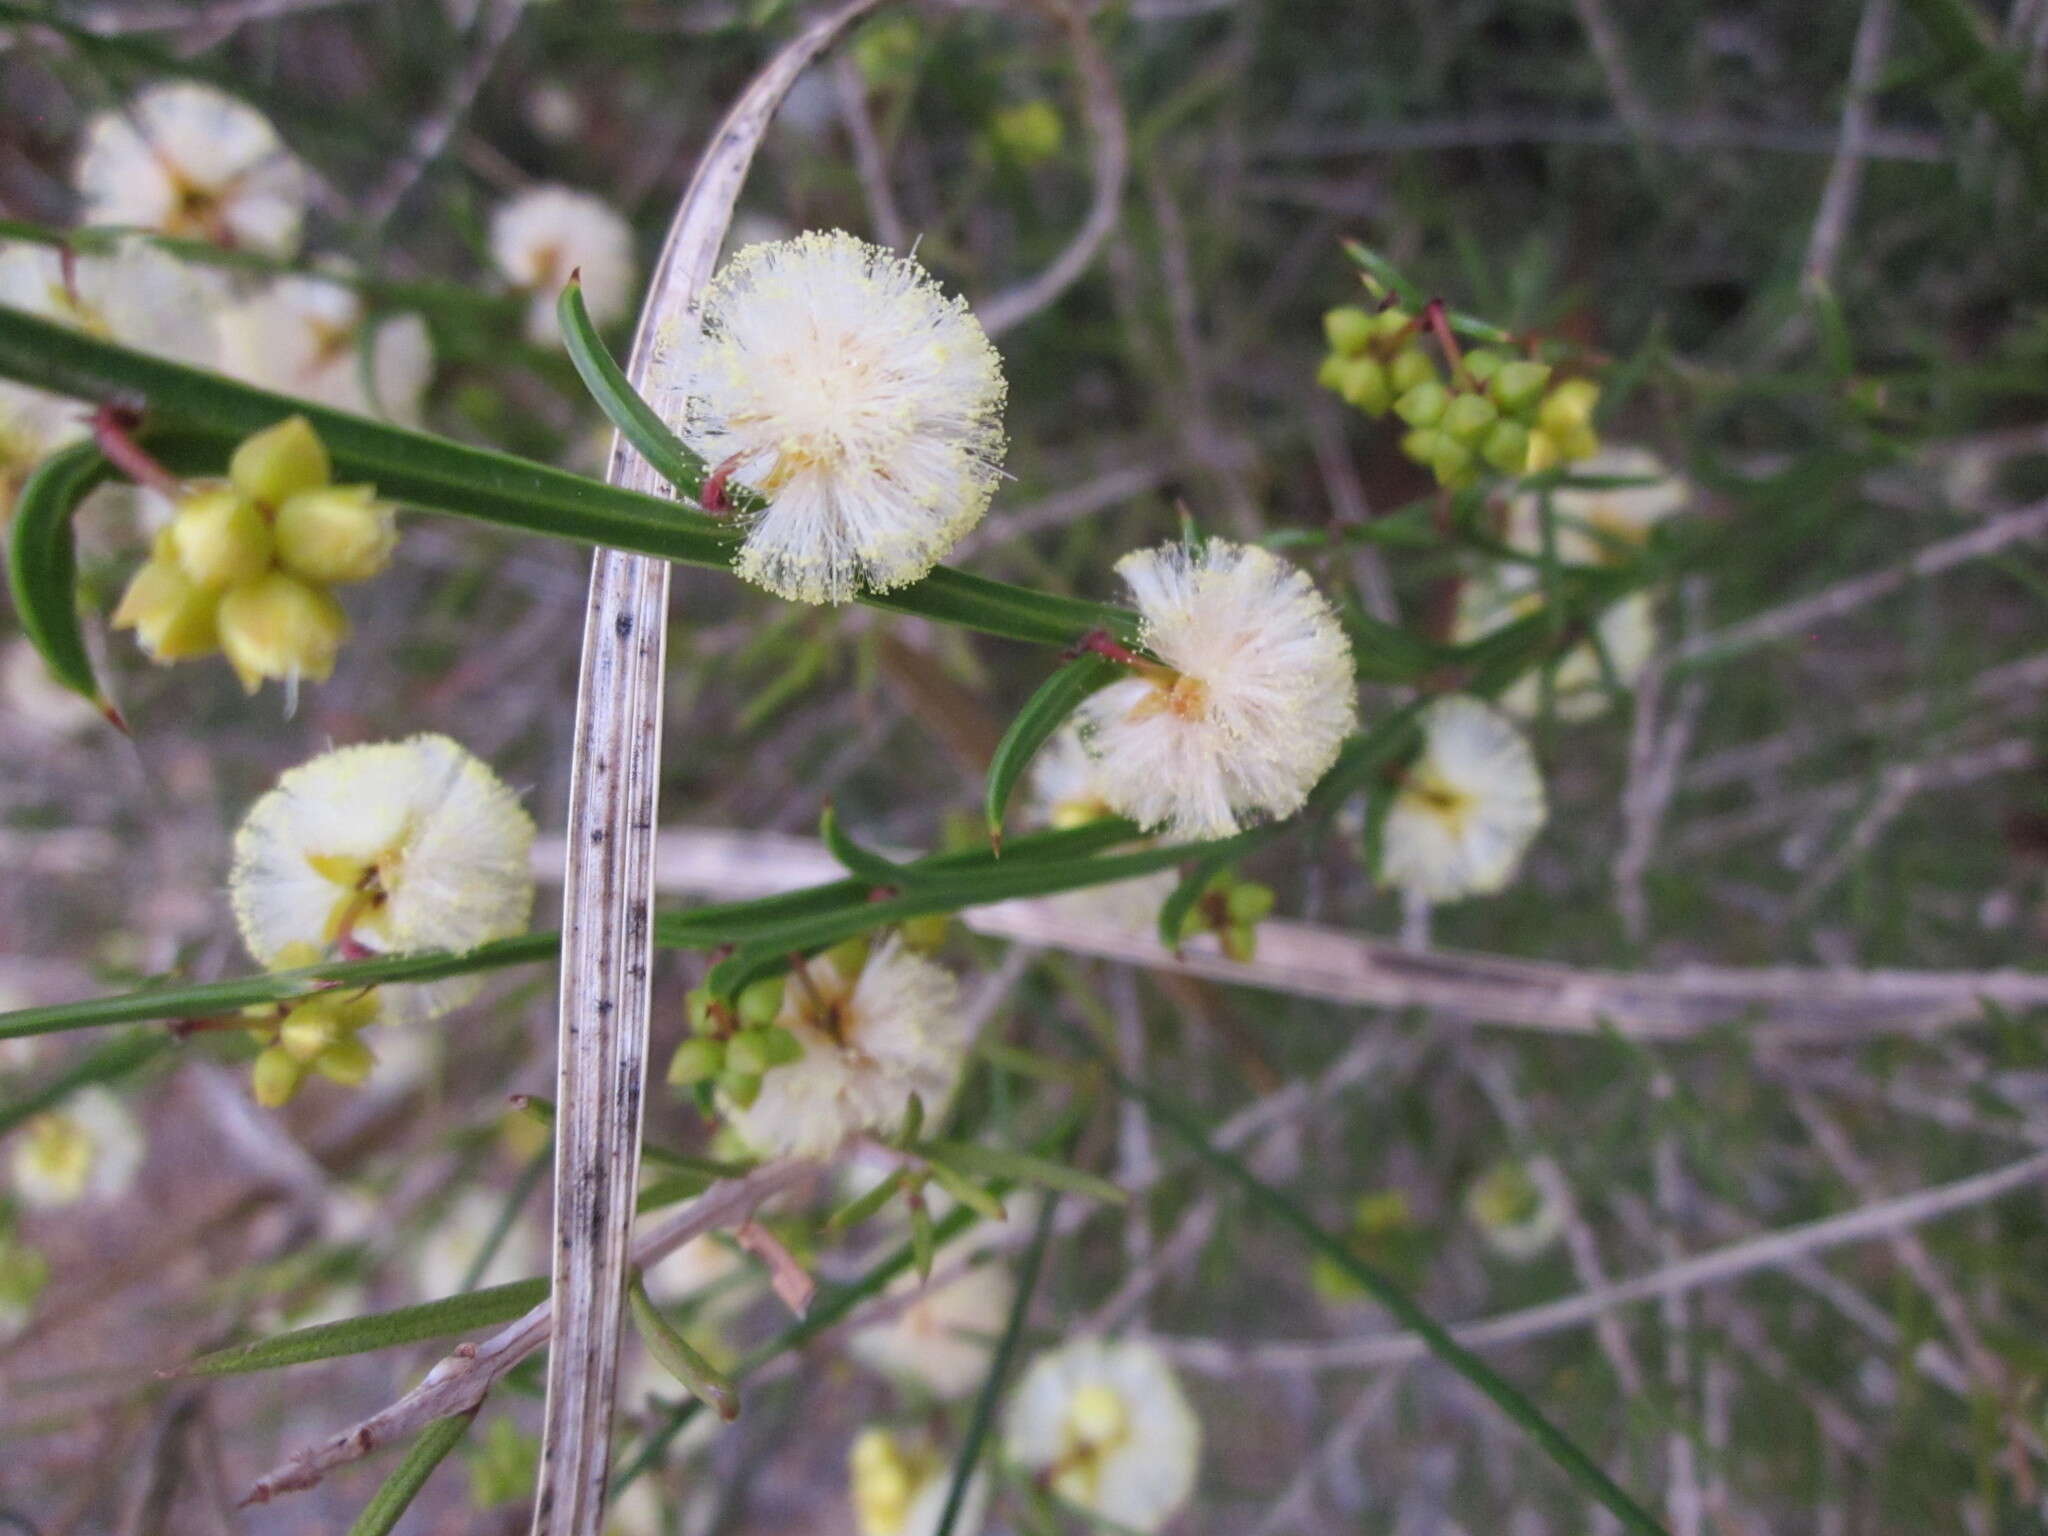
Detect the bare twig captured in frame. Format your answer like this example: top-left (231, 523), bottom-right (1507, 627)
top-left (1803, 0), bottom-right (1898, 289)
top-left (240, 1160), bottom-right (816, 1507)
top-left (978, 2), bottom-right (1129, 336)
top-left (361, 0), bottom-right (527, 227)
top-left (832, 53), bottom-right (909, 250)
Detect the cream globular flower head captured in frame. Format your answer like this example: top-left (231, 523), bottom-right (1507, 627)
top-left (1078, 539), bottom-right (1358, 841)
top-left (849, 1428), bottom-right (991, 1536)
top-left (719, 936), bottom-right (969, 1160)
top-left (1504, 445), bottom-right (1687, 568)
top-left (849, 1253), bottom-right (1017, 1401)
top-left (1004, 1337), bottom-right (1201, 1533)
top-left (230, 735), bottom-right (537, 1028)
top-left (656, 230), bottom-right (1007, 605)
top-left (1024, 724), bottom-right (1178, 933)
top-left (1457, 571), bottom-right (1658, 725)
top-left (218, 275), bottom-right (435, 425)
top-left (1465, 1156), bottom-right (1567, 1262)
top-left (489, 183), bottom-right (637, 347)
top-left (75, 83), bottom-right (311, 255)
top-left (1380, 697), bottom-right (1546, 903)
top-left (8, 1087), bottom-right (145, 1211)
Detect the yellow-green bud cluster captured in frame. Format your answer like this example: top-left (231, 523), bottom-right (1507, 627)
top-left (669, 973), bottom-right (804, 1110)
top-left (1175, 871), bottom-right (1275, 962)
top-left (112, 416), bottom-right (397, 694)
top-left (1317, 305), bottom-right (1603, 487)
top-left (245, 980), bottom-right (382, 1107)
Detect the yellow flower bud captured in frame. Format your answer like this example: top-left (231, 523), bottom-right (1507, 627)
top-left (229, 415), bottom-right (331, 506)
top-left (273, 484), bottom-right (397, 583)
top-left (279, 1006), bottom-right (341, 1063)
top-left (112, 553), bottom-right (220, 662)
top-left (1536, 379), bottom-right (1600, 435)
top-left (311, 1034), bottom-right (375, 1086)
top-left (216, 571), bottom-right (348, 694)
top-left (990, 99), bottom-right (1063, 165)
top-left (169, 485), bottom-right (273, 588)
top-left (251, 1045), bottom-right (304, 1107)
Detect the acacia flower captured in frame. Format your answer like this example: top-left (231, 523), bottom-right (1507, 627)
top-left (230, 735), bottom-right (537, 1029)
top-left (1004, 1337), bottom-right (1200, 1533)
top-left (1465, 1156), bottom-right (1567, 1261)
top-left (718, 936), bottom-right (967, 1160)
top-left (1379, 697), bottom-right (1546, 902)
top-left (8, 1087), bottom-right (145, 1210)
top-left (75, 83), bottom-right (310, 255)
top-left (655, 230), bottom-right (1007, 604)
top-left (849, 1253), bottom-right (1016, 1400)
top-left (218, 275), bottom-right (435, 425)
top-left (1077, 540), bottom-right (1357, 840)
top-left (1456, 570), bottom-right (1658, 725)
top-left (850, 1428), bottom-right (990, 1536)
top-left (1024, 724), bottom-right (1177, 931)
top-left (1504, 445), bottom-right (1687, 567)
top-left (489, 183), bottom-right (637, 347)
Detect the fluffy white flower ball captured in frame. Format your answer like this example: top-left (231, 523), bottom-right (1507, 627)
top-left (1021, 725), bottom-right (1178, 932)
top-left (1078, 540), bottom-right (1357, 840)
top-left (1465, 1156), bottom-right (1568, 1262)
top-left (9, 1087), bottom-right (145, 1210)
top-left (1379, 696), bottom-right (1546, 902)
top-left (1458, 571), bottom-right (1658, 724)
top-left (229, 735), bottom-right (537, 1026)
top-left (1004, 1336), bottom-right (1200, 1532)
top-left (75, 83), bottom-right (310, 255)
top-left (848, 1255), bottom-right (1016, 1400)
top-left (1505, 445), bottom-right (1687, 568)
top-left (720, 937), bottom-right (968, 1160)
top-left (849, 1427), bottom-right (990, 1536)
top-left (489, 183), bottom-right (637, 347)
top-left (218, 275), bottom-right (434, 425)
top-left (656, 230), bottom-right (1007, 605)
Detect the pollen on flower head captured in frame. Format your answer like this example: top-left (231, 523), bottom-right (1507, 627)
top-left (653, 229), bottom-right (1007, 605)
top-left (489, 184), bottom-right (637, 347)
top-left (229, 735), bottom-right (537, 1027)
top-left (75, 83), bottom-right (310, 255)
top-left (1379, 696), bottom-right (1546, 903)
top-left (218, 275), bottom-right (435, 425)
top-left (9, 1086), bottom-right (145, 1211)
top-left (1003, 1337), bottom-right (1200, 1533)
top-left (1077, 539), bottom-right (1357, 840)
top-left (719, 936), bottom-right (968, 1160)
top-left (1504, 445), bottom-right (1687, 568)
top-left (849, 1427), bottom-right (990, 1536)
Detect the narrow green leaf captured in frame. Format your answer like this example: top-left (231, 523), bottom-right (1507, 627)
top-left (178, 1280), bottom-right (548, 1377)
top-left (1078, 1035), bottom-right (1671, 1536)
top-left (556, 280), bottom-right (731, 506)
top-left (636, 1170), bottom-right (719, 1213)
top-left (921, 1139), bottom-right (1126, 1206)
top-left (921, 1157), bottom-right (1009, 1223)
top-left (345, 1413), bottom-right (476, 1536)
top-left (985, 653), bottom-right (1119, 844)
top-left (7, 441), bottom-right (116, 705)
top-left (910, 1197), bottom-right (936, 1281)
top-left (627, 1273), bottom-right (739, 1420)
top-left (827, 1168), bottom-right (906, 1232)
top-left (820, 803), bottom-right (909, 887)
top-left (935, 1193), bottom-right (1059, 1536)
top-left (1897, 0), bottom-right (2048, 198)
top-left (0, 1031), bottom-right (166, 1140)
top-left (1156, 853), bottom-right (1225, 952)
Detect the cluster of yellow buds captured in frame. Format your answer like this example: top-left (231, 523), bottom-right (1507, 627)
top-left (1173, 869), bottom-right (1275, 962)
top-left (245, 943), bottom-right (382, 1106)
top-left (112, 416), bottom-right (396, 694)
top-left (1317, 304), bottom-right (1601, 487)
top-left (668, 966), bottom-right (809, 1108)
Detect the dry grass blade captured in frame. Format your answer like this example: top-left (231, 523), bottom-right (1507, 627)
top-left (533, 4), bottom-right (883, 1534)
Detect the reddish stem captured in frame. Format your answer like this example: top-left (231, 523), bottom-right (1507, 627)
top-left (700, 451), bottom-right (747, 515)
top-left (1422, 298), bottom-right (1468, 387)
top-left (91, 404), bottom-right (181, 497)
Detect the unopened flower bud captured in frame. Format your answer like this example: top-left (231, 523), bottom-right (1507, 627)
top-left (1393, 380), bottom-right (1449, 428)
top-left (899, 913), bottom-right (950, 952)
top-left (725, 1028), bottom-right (775, 1077)
top-left (312, 1035), bottom-right (375, 1086)
top-left (1440, 392), bottom-right (1499, 445)
top-left (1537, 379), bottom-right (1600, 435)
top-left (230, 415), bottom-right (331, 507)
top-left (274, 484), bottom-right (397, 583)
top-left (112, 549), bottom-right (221, 662)
top-left (1431, 434), bottom-right (1475, 486)
top-left (1387, 347), bottom-right (1437, 394)
top-left (722, 1070), bottom-right (763, 1109)
top-left (1491, 359), bottom-right (1551, 413)
top-left (823, 935), bottom-right (872, 979)
top-left (1462, 348), bottom-right (1504, 383)
top-left (1331, 356), bottom-right (1391, 415)
top-left (1482, 420), bottom-right (1532, 475)
top-left (1322, 306), bottom-right (1375, 357)
top-left (1221, 922), bottom-right (1257, 962)
top-left (1371, 307), bottom-right (1413, 343)
top-left (216, 570), bottom-right (347, 694)
top-left (1225, 882), bottom-right (1275, 923)
top-left (1400, 427), bottom-right (1443, 467)
top-left (170, 485), bottom-right (272, 588)
top-left (668, 1035), bottom-right (726, 1086)
top-left (251, 1045), bottom-right (305, 1107)
top-left (736, 976), bottom-right (785, 1029)
top-left (991, 99), bottom-right (1063, 164)
top-left (280, 1008), bottom-right (342, 1063)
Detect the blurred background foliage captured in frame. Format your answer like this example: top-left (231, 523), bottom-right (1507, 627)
top-left (6, 0), bottom-right (2048, 1531)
